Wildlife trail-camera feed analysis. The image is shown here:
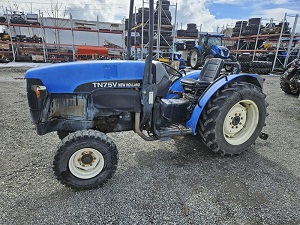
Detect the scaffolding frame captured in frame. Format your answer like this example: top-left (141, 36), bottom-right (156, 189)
top-left (137, 0), bottom-right (177, 60)
top-left (272, 13), bottom-right (299, 71)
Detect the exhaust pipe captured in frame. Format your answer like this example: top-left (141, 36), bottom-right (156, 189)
top-left (134, 112), bottom-right (156, 141)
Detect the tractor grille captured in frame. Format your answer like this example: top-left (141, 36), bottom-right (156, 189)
top-left (49, 95), bottom-right (84, 119)
top-left (221, 48), bottom-right (229, 57)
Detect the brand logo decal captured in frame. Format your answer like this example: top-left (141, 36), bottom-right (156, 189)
top-left (92, 81), bottom-right (141, 88)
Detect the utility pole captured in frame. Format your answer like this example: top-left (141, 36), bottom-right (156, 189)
top-left (70, 13), bottom-right (76, 61)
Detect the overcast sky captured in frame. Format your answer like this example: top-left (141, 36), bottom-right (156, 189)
top-left (1, 0), bottom-right (300, 32)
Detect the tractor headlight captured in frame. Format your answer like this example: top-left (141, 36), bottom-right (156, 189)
top-left (32, 85), bottom-right (47, 99)
top-left (33, 86), bottom-right (47, 98)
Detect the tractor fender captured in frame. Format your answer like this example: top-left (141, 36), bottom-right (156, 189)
top-left (186, 73), bottom-right (263, 134)
top-left (193, 45), bottom-right (202, 54)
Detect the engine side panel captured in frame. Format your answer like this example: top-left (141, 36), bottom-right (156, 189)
top-left (88, 89), bottom-right (141, 115)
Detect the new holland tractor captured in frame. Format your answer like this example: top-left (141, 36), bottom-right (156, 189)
top-left (24, 0), bottom-right (268, 190)
top-left (189, 33), bottom-right (237, 71)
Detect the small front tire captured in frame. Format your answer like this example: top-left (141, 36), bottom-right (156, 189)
top-left (53, 130), bottom-right (118, 190)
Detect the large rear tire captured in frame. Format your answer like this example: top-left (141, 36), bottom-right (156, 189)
top-left (53, 130), bottom-right (118, 190)
top-left (190, 49), bottom-right (201, 69)
top-left (199, 82), bottom-right (267, 156)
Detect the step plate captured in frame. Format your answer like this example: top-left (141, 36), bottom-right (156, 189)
top-left (156, 123), bottom-right (193, 137)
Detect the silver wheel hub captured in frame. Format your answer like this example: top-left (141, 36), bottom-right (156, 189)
top-left (68, 148), bottom-right (105, 179)
top-left (224, 104), bottom-right (247, 136)
top-left (225, 65), bottom-right (232, 70)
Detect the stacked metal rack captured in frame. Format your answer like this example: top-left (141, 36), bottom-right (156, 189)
top-left (126, 0), bottom-right (177, 60)
top-left (175, 23), bottom-right (200, 50)
top-left (0, 11), bottom-right (124, 63)
top-left (229, 13), bottom-right (299, 71)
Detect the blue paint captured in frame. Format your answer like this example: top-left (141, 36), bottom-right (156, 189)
top-left (166, 70), bottom-right (200, 98)
top-left (25, 60), bottom-right (145, 93)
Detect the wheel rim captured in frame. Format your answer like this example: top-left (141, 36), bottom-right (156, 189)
top-left (223, 100), bottom-right (259, 145)
top-left (68, 148), bottom-right (105, 179)
top-left (225, 65), bottom-right (233, 71)
top-left (190, 51), bottom-right (198, 67)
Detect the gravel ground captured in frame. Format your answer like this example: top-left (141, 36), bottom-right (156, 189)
top-left (0, 67), bottom-right (300, 225)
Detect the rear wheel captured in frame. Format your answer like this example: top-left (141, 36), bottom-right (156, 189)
top-left (53, 130), bottom-right (118, 190)
top-left (199, 82), bottom-right (267, 156)
top-left (190, 49), bottom-right (201, 69)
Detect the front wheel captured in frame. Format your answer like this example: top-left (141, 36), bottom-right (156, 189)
top-left (53, 130), bottom-right (118, 190)
top-left (199, 82), bottom-right (267, 156)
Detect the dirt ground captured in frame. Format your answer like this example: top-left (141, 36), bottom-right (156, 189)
top-left (0, 66), bottom-right (300, 224)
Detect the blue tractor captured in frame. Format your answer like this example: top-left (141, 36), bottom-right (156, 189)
top-left (24, 0), bottom-right (268, 190)
top-left (189, 33), bottom-right (237, 71)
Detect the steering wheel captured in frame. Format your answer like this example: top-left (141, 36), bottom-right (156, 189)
top-left (162, 63), bottom-right (185, 83)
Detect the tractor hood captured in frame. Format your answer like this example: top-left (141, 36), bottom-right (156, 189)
top-left (211, 45), bottom-right (230, 58)
top-left (25, 60), bottom-right (145, 93)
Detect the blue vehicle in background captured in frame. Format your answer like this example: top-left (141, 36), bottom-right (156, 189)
top-left (189, 33), bottom-right (237, 71)
top-left (155, 51), bottom-right (186, 70)
top-left (172, 52), bottom-right (186, 69)
top-left (24, 0), bottom-right (268, 190)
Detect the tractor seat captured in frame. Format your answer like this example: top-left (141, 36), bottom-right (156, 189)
top-left (181, 58), bottom-right (224, 93)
